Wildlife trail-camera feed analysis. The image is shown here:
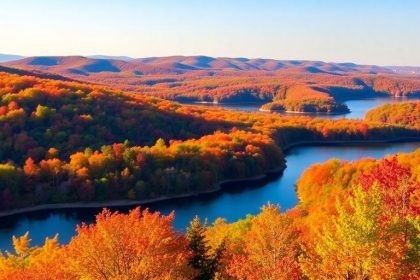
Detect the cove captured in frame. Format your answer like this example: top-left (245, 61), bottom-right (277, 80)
top-left (0, 141), bottom-right (418, 251)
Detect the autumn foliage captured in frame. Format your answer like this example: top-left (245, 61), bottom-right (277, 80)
top-left (226, 205), bottom-right (301, 280)
top-left (365, 101), bottom-right (420, 129)
top-left (1, 148), bottom-right (419, 279)
top-left (65, 208), bottom-right (193, 279)
top-left (0, 208), bottom-right (193, 280)
top-left (296, 149), bottom-right (420, 279)
top-left (0, 69), bottom-right (418, 211)
top-left (0, 63), bottom-right (419, 279)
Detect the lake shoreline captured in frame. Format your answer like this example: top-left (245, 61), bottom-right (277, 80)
top-left (0, 165), bottom-right (286, 218)
top-left (0, 137), bottom-right (418, 218)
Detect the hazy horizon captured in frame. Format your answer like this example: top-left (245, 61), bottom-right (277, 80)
top-left (3, 53), bottom-right (420, 68)
top-left (1, 0), bottom-right (420, 66)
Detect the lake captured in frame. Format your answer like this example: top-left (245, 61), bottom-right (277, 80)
top-left (0, 141), bottom-right (418, 251)
top-left (192, 96), bottom-right (418, 119)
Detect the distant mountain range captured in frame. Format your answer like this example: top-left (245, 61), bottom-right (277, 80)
top-left (1, 55), bottom-right (420, 105)
top-left (4, 55), bottom-right (419, 76)
top-left (2, 54), bottom-right (420, 75)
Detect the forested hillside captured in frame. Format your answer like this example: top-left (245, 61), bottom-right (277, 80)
top-left (2, 1), bottom-right (419, 279)
top-left (365, 101), bottom-right (420, 129)
top-left (0, 68), bottom-right (419, 211)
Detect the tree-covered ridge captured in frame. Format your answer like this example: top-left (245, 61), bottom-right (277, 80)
top-left (0, 70), bottom-right (419, 211)
top-left (1, 149), bottom-right (418, 279)
top-left (365, 101), bottom-right (420, 129)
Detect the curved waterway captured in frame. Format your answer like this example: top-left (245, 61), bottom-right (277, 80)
top-left (0, 141), bottom-right (418, 251)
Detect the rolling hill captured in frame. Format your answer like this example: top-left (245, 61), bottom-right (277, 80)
top-left (4, 55), bottom-right (401, 75)
top-left (3, 56), bottom-right (420, 113)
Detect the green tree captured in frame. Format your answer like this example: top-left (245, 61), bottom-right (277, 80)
top-left (187, 216), bottom-right (224, 280)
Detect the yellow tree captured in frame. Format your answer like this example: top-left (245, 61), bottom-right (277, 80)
top-left (299, 185), bottom-right (402, 280)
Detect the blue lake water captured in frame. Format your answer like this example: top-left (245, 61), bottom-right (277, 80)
top-left (0, 141), bottom-right (418, 251)
top-left (199, 96), bottom-right (418, 119)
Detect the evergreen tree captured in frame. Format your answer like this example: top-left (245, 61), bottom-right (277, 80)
top-left (187, 216), bottom-right (224, 280)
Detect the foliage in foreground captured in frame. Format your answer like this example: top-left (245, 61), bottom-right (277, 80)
top-left (1, 150), bottom-right (418, 280)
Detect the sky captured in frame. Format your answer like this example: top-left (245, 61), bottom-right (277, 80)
top-left (1, 0), bottom-right (419, 66)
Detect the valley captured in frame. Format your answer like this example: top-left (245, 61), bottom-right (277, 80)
top-left (1, 1), bottom-right (419, 278)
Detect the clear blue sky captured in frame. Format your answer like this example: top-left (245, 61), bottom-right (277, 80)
top-left (1, 0), bottom-right (419, 66)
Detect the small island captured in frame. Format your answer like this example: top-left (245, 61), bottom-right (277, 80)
top-left (260, 99), bottom-right (350, 114)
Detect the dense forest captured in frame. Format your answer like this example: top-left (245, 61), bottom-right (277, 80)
top-left (0, 69), bottom-right (419, 211)
top-left (2, 1), bottom-right (420, 279)
top-left (0, 149), bottom-right (418, 279)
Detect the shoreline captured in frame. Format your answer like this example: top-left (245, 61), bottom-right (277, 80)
top-left (0, 137), bottom-right (418, 218)
top-left (0, 165), bottom-right (286, 218)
